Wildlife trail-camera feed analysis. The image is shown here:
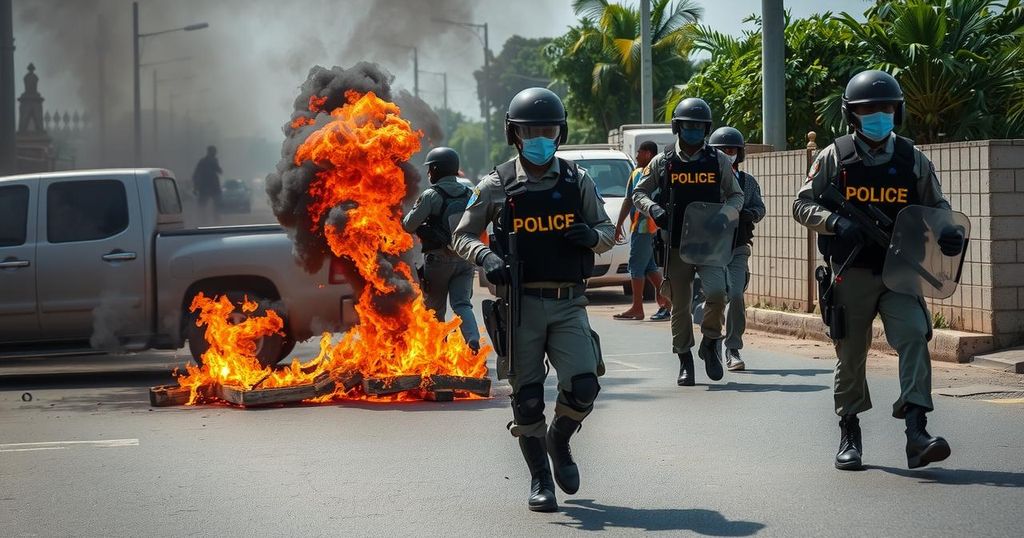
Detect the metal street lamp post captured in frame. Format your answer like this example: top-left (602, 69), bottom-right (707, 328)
top-left (432, 18), bottom-right (489, 167)
top-left (132, 1), bottom-right (207, 165)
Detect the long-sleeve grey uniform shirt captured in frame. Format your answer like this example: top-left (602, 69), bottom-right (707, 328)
top-left (738, 170), bottom-right (766, 222)
top-left (453, 157), bottom-right (615, 285)
top-left (793, 133), bottom-right (950, 235)
top-left (631, 140), bottom-right (745, 220)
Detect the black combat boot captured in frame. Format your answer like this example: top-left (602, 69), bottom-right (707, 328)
top-left (697, 337), bottom-right (724, 381)
top-left (546, 415), bottom-right (581, 494)
top-left (518, 436), bottom-right (558, 512)
top-left (835, 414), bottom-right (863, 471)
top-left (677, 352), bottom-right (695, 386)
top-left (904, 404), bottom-right (951, 469)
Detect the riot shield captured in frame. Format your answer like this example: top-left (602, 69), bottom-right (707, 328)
top-left (882, 205), bottom-right (970, 299)
top-left (678, 202), bottom-right (738, 267)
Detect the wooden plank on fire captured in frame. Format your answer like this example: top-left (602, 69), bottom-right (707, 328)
top-left (215, 381), bottom-right (319, 407)
top-left (330, 370), bottom-right (363, 395)
top-left (423, 390), bottom-right (455, 402)
top-left (149, 384), bottom-right (192, 407)
top-left (425, 375), bottom-right (492, 397)
top-left (362, 375), bottom-right (423, 396)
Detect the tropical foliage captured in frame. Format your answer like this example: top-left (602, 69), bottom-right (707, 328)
top-left (547, 0), bottom-right (701, 142)
top-left (665, 0), bottom-right (1024, 149)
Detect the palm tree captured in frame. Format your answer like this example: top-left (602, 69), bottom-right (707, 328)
top-left (569, 0), bottom-right (702, 130)
top-left (836, 0), bottom-right (1024, 143)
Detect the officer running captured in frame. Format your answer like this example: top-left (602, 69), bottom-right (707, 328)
top-left (793, 70), bottom-right (964, 470)
top-left (453, 87), bottom-right (614, 512)
top-left (708, 127), bottom-right (765, 371)
top-left (632, 98), bottom-right (744, 386)
top-left (402, 147), bottom-right (480, 352)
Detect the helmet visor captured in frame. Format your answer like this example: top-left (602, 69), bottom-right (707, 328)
top-left (515, 124), bottom-right (561, 141)
top-left (677, 120), bottom-right (707, 130)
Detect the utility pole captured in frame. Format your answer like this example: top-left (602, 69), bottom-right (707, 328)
top-left (132, 3), bottom-right (207, 166)
top-left (133, 2), bottom-right (141, 165)
top-left (0, 0), bottom-right (14, 174)
top-left (762, 0), bottom-right (786, 150)
top-left (412, 47), bottom-right (419, 99)
top-left (640, 0), bottom-right (653, 123)
top-left (96, 14), bottom-right (107, 165)
top-left (152, 69), bottom-right (157, 157)
top-left (482, 22), bottom-right (489, 166)
top-left (432, 18), bottom-right (489, 167)
top-left (1, 0), bottom-right (16, 175)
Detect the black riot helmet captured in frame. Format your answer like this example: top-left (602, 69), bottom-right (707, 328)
top-left (424, 146), bottom-right (460, 179)
top-left (709, 126), bottom-right (746, 164)
top-left (670, 97), bottom-right (713, 136)
top-left (842, 69), bottom-right (905, 127)
top-left (505, 87), bottom-right (568, 146)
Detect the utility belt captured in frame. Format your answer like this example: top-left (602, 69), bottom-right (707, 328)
top-left (522, 284), bottom-right (586, 300)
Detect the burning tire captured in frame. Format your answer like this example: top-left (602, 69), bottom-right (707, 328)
top-left (186, 292), bottom-right (287, 369)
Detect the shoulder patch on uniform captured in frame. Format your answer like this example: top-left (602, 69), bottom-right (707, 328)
top-left (807, 158), bottom-right (821, 180)
top-left (467, 187), bottom-right (481, 206)
top-left (643, 165), bottom-right (650, 175)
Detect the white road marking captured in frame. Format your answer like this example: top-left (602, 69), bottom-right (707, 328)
top-left (603, 359), bottom-right (658, 372)
top-left (0, 438), bottom-right (139, 453)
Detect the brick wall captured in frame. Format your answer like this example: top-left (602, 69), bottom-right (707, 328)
top-left (743, 138), bottom-right (1024, 349)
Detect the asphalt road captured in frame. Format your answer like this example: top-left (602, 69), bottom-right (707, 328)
top-left (2, 290), bottom-right (1022, 537)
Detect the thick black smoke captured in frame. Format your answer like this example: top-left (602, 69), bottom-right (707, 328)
top-left (266, 63), bottom-right (427, 316)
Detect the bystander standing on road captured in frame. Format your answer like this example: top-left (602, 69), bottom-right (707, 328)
top-left (614, 140), bottom-right (671, 321)
top-left (192, 145), bottom-right (223, 224)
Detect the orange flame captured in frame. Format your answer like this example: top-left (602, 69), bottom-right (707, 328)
top-left (174, 91), bottom-right (488, 405)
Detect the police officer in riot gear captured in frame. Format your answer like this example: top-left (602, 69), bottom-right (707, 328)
top-left (453, 87), bottom-right (614, 512)
top-left (708, 127), bottom-right (765, 371)
top-left (793, 70), bottom-right (964, 470)
top-left (632, 97), bottom-right (745, 386)
top-left (402, 147), bottom-right (479, 352)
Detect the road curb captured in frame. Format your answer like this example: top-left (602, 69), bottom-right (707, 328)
top-left (744, 307), bottom-right (995, 364)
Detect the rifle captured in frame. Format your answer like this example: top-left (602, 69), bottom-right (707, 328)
top-left (505, 231), bottom-right (522, 377)
top-left (481, 230), bottom-right (522, 380)
top-left (818, 184), bottom-right (943, 291)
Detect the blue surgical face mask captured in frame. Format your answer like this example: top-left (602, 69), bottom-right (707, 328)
top-left (521, 136), bottom-right (557, 166)
top-left (856, 112), bottom-right (895, 142)
top-left (679, 127), bottom-right (705, 147)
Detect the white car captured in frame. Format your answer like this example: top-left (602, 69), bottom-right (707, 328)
top-left (556, 145), bottom-right (635, 295)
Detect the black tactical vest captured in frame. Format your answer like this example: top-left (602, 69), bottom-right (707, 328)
top-left (493, 158), bottom-right (594, 284)
top-left (416, 184), bottom-right (470, 252)
top-left (661, 146), bottom-right (721, 247)
top-left (734, 171), bottom-right (756, 248)
top-left (823, 134), bottom-right (920, 270)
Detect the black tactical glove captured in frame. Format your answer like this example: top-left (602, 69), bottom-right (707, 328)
top-left (937, 226), bottom-right (965, 256)
top-left (739, 209), bottom-right (757, 223)
top-left (649, 204), bottom-right (671, 230)
top-left (705, 212), bottom-right (730, 233)
top-left (480, 252), bottom-right (510, 286)
top-left (564, 222), bottom-right (599, 248)
top-left (833, 217), bottom-right (866, 245)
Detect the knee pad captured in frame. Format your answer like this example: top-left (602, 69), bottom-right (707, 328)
top-left (511, 383), bottom-right (545, 425)
top-left (562, 373), bottom-right (601, 411)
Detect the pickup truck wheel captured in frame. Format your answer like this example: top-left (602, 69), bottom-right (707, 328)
top-left (186, 292), bottom-right (286, 369)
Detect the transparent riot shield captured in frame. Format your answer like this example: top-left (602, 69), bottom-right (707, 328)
top-left (882, 205), bottom-right (970, 299)
top-left (678, 202), bottom-right (738, 267)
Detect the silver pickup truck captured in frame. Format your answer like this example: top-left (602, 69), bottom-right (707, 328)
top-left (0, 168), bottom-right (355, 366)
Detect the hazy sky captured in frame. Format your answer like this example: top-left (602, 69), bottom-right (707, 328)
top-left (12, 0), bottom-right (871, 142)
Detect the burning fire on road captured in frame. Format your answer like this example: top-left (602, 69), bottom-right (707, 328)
top-left (152, 64), bottom-right (489, 408)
